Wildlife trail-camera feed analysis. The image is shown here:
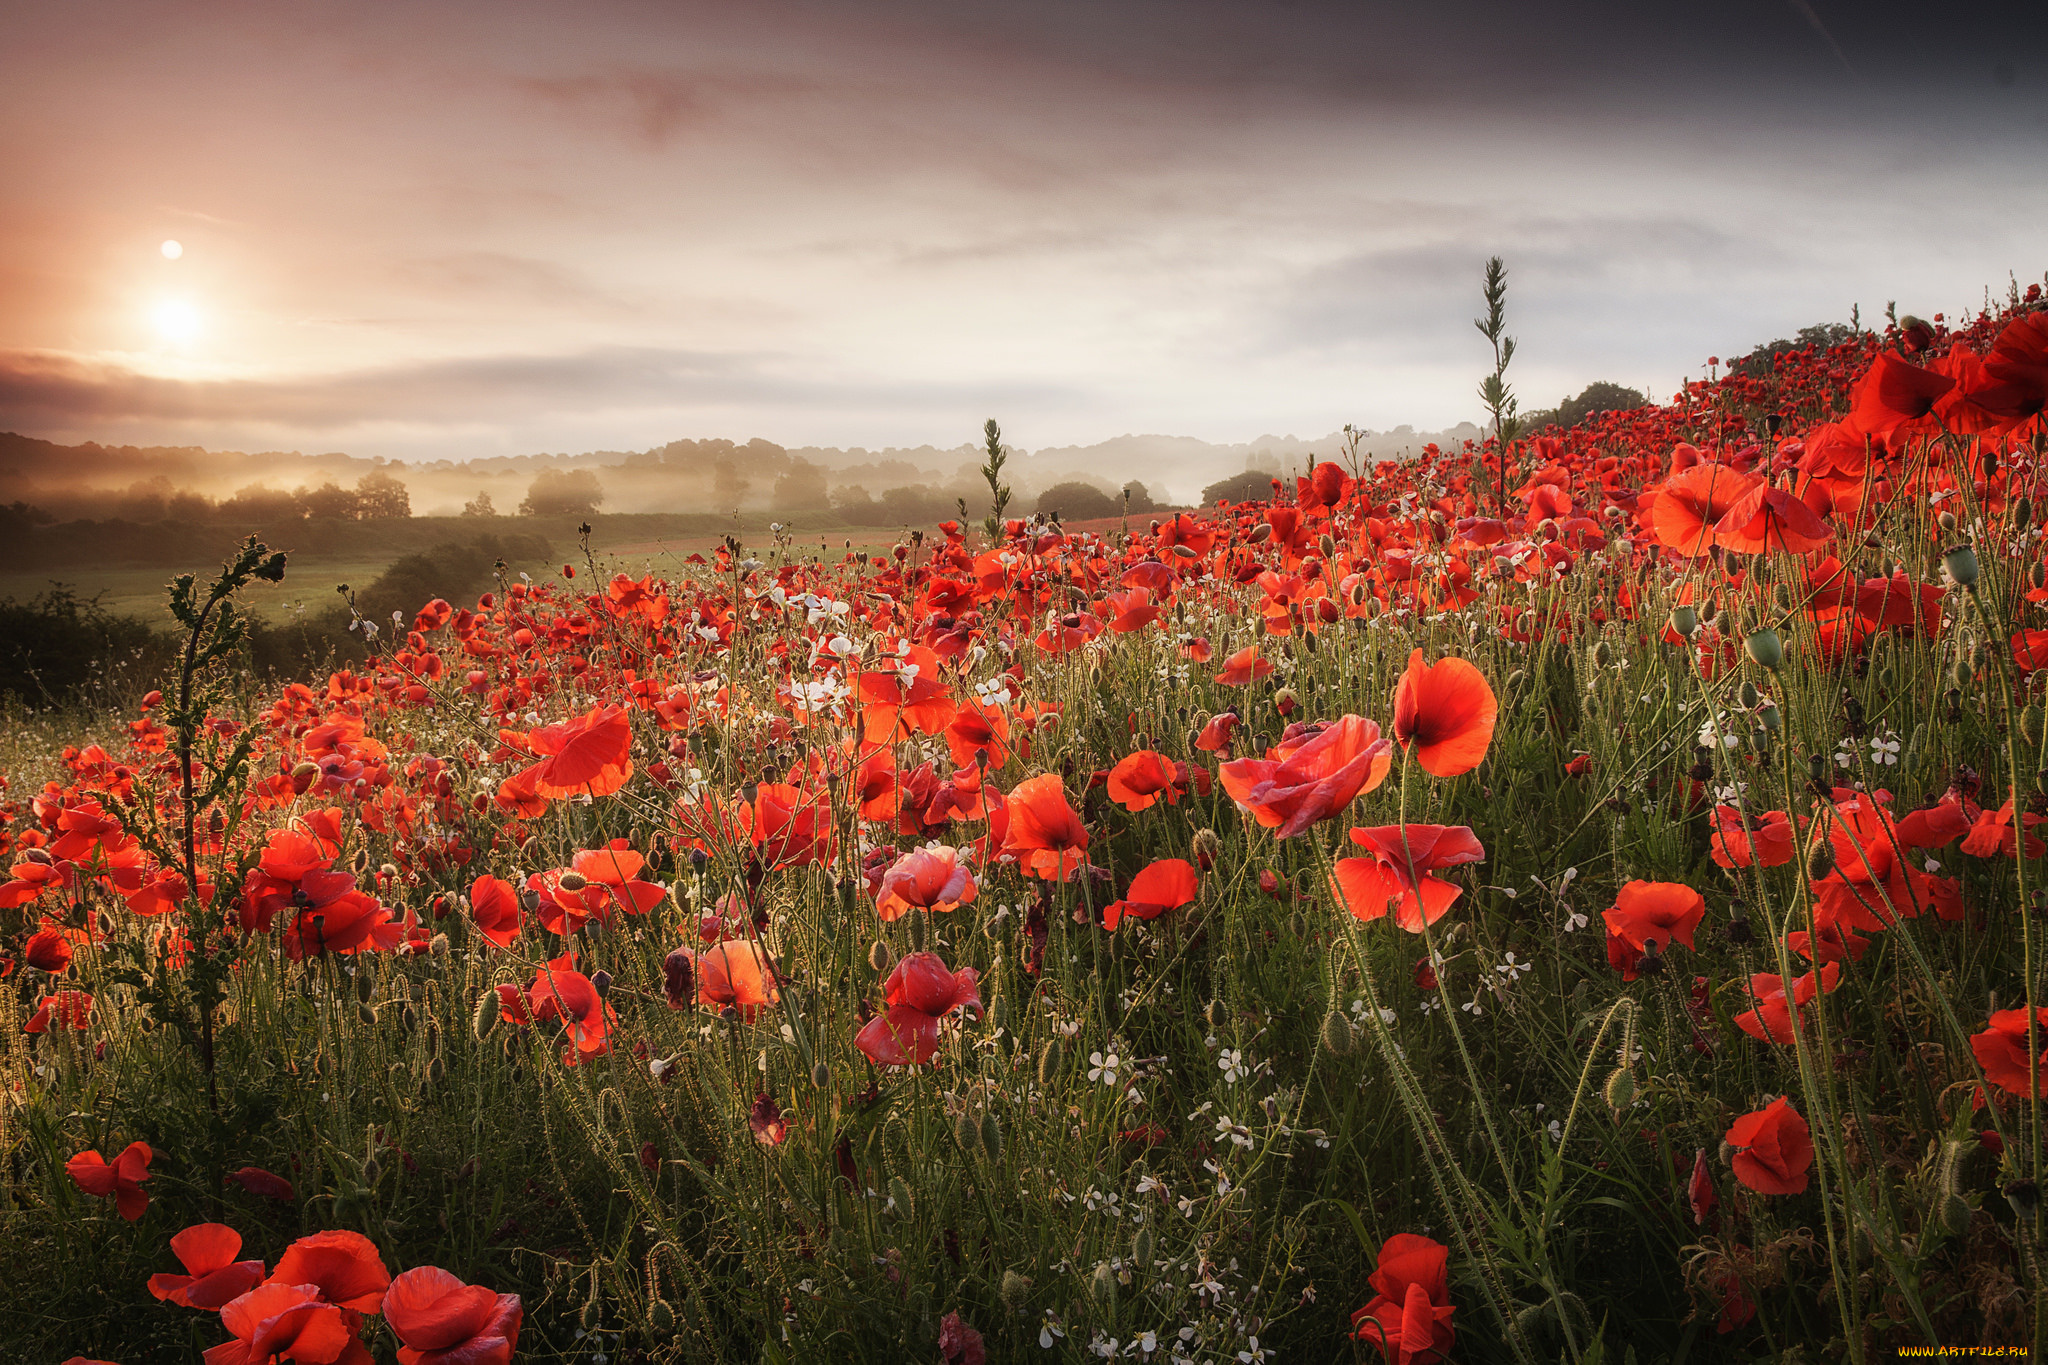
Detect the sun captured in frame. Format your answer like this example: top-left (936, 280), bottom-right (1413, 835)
top-left (153, 298), bottom-right (202, 345)
top-left (160, 238), bottom-right (183, 259)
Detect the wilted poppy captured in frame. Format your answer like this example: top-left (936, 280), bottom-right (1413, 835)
top-left (1391, 651), bottom-right (1497, 777)
top-left (383, 1264), bottom-right (523, 1365)
top-left (1724, 1097), bottom-right (1813, 1195)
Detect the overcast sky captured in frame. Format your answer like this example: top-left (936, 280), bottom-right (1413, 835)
top-left (1, 0), bottom-right (2044, 460)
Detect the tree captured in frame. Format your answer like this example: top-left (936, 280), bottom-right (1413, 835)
top-left (355, 471), bottom-right (411, 519)
top-left (1202, 470), bottom-right (1281, 506)
top-left (462, 491), bottom-right (498, 518)
top-left (519, 468), bottom-right (604, 517)
top-left (1120, 480), bottom-right (1158, 513)
top-left (1033, 480), bottom-right (1120, 521)
top-left (773, 459), bottom-right (829, 511)
top-left (301, 482), bottom-right (360, 520)
top-left (1522, 381), bottom-right (1649, 434)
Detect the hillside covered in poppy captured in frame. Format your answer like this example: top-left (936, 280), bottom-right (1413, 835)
top-left (8, 279), bottom-right (2048, 1361)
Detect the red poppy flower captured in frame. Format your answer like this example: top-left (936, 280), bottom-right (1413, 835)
top-left (527, 954), bottom-right (616, 1060)
top-left (66, 1141), bottom-right (152, 1221)
top-left (1329, 825), bottom-right (1486, 932)
top-left (1724, 1096), bottom-right (1813, 1195)
top-left (266, 1228), bottom-right (392, 1312)
top-left (1106, 750), bottom-right (1185, 812)
top-left (751, 782), bottom-right (837, 869)
top-left (209, 1281), bottom-right (359, 1365)
top-left (1213, 645), bottom-right (1274, 686)
top-left (690, 939), bottom-right (782, 1019)
top-left (1601, 881), bottom-right (1707, 957)
top-left (1971, 1006), bottom-right (2048, 1098)
top-left (1350, 1232), bottom-right (1456, 1365)
top-left (25, 919), bottom-right (79, 973)
top-left (859, 647), bottom-right (957, 743)
top-left (1193, 710), bottom-right (1239, 753)
top-left (467, 874), bottom-right (521, 949)
top-left (382, 1265), bottom-right (523, 1365)
top-left (26, 987), bottom-right (94, 1033)
top-left (1711, 482), bottom-right (1834, 556)
top-left (1000, 774), bottom-right (1089, 881)
top-left (1846, 350), bottom-right (1954, 439)
top-left (509, 705), bottom-right (634, 799)
top-left (1220, 715), bottom-right (1393, 837)
top-left (1688, 1149), bottom-right (1718, 1228)
top-left (855, 950), bottom-right (981, 1066)
top-left (944, 699), bottom-right (1011, 770)
top-left (1103, 858), bottom-right (1199, 930)
top-left (1391, 651), bottom-right (1497, 777)
top-left (875, 846), bottom-right (977, 920)
top-left (1733, 963), bottom-right (1840, 1044)
top-left (228, 1166), bottom-right (295, 1201)
top-left (149, 1223), bottom-right (267, 1310)
top-left (1646, 463), bottom-right (1759, 557)
top-left (1708, 806), bottom-right (1794, 868)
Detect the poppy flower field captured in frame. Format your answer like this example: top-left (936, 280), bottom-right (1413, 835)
top-left (10, 285), bottom-right (2048, 1362)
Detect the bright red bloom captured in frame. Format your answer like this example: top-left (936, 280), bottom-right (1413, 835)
top-left (1708, 807), bottom-right (1794, 869)
top-left (527, 953), bottom-right (616, 1060)
top-left (66, 1141), bottom-right (152, 1221)
top-left (149, 1223), bottom-right (267, 1310)
top-left (875, 846), bottom-right (977, 920)
top-left (1971, 1006), bottom-right (2048, 1098)
top-left (751, 782), bottom-right (836, 869)
top-left (1106, 750), bottom-right (1185, 812)
top-left (382, 1265), bottom-right (523, 1365)
top-left (1000, 774), bottom-right (1089, 881)
top-left (508, 705), bottom-right (634, 799)
top-left (1602, 881), bottom-right (1707, 956)
top-left (1724, 1097), bottom-right (1813, 1195)
top-left (1329, 825), bottom-right (1486, 932)
top-left (1646, 463), bottom-right (1758, 557)
top-left (1213, 645), bottom-right (1274, 686)
top-left (855, 950), bottom-right (981, 1066)
top-left (1733, 963), bottom-right (1840, 1044)
top-left (689, 939), bottom-right (782, 1019)
top-left (266, 1229), bottom-right (392, 1312)
top-left (206, 1281), bottom-right (361, 1365)
top-left (1846, 350), bottom-right (1953, 439)
top-left (1193, 710), bottom-right (1239, 753)
top-left (1103, 858), bottom-right (1199, 930)
top-left (1392, 651), bottom-right (1497, 777)
top-left (1711, 482), bottom-right (1833, 556)
top-left (467, 874), bottom-right (522, 949)
top-left (1350, 1233), bottom-right (1456, 1365)
top-left (1220, 715), bottom-right (1392, 837)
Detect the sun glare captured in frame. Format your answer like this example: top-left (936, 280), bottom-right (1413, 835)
top-left (160, 238), bottom-right (183, 259)
top-left (153, 298), bottom-right (202, 345)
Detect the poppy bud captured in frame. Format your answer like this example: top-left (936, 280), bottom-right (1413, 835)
top-left (1699, 598), bottom-right (1718, 625)
top-left (1937, 510), bottom-right (1958, 533)
top-left (590, 970), bottom-right (612, 998)
top-left (1738, 681), bottom-right (1759, 710)
top-left (887, 1175), bottom-right (914, 1218)
top-left (1038, 1040), bottom-right (1063, 1085)
top-left (580, 1293), bottom-right (604, 1332)
top-left (1592, 641), bottom-right (1614, 669)
top-left (471, 989), bottom-right (498, 1040)
top-left (1318, 533), bottom-right (1337, 559)
top-left (1633, 944), bottom-right (1664, 977)
top-left (1274, 687), bottom-right (1298, 719)
top-left (361, 1156), bottom-right (382, 1185)
top-left (1743, 628), bottom-right (1783, 670)
top-left (427, 1056), bottom-right (446, 1085)
top-left (1000, 1271), bottom-right (1033, 1313)
top-left (1725, 912), bottom-right (1754, 946)
top-left (1258, 869), bottom-right (1285, 900)
top-left (868, 940), bottom-right (895, 974)
top-left (1192, 828), bottom-right (1221, 871)
top-left (1319, 1010), bottom-right (1354, 1056)
top-left (1939, 1192), bottom-right (1972, 1236)
top-left (1132, 1227), bottom-right (1156, 1269)
top-left (355, 971), bottom-right (375, 1004)
top-left (1089, 1263), bottom-right (1118, 1310)
top-left (951, 1111), bottom-right (983, 1157)
top-left (980, 1111), bottom-right (1003, 1161)
top-left (648, 1296), bottom-right (676, 1335)
top-left (1807, 841), bottom-right (1835, 883)
top-left (1603, 1066), bottom-right (1635, 1117)
top-left (1249, 523), bottom-right (1272, 543)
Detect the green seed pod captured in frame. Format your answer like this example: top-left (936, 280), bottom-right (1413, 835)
top-left (1940, 1192), bottom-right (1973, 1237)
top-left (1953, 657), bottom-right (1975, 689)
top-left (980, 1111), bottom-right (1003, 1162)
top-left (868, 940), bottom-right (895, 975)
top-left (471, 989), bottom-right (498, 1041)
top-left (427, 1056), bottom-right (446, 1085)
top-left (1737, 680), bottom-right (1760, 710)
top-left (954, 1113), bottom-right (983, 1158)
top-left (357, 1003), bottom-right (378, 1028)
top-left (1667, 606), bottom-right (1698, 640)
top-left (1132, 1227), bottom-right (1156, 1269)
top-left (999, 1270), bottom-right (1032, 1313)
top-left (1743, 628), bottom-right (1784, 670)
top-left (811, 1061), bottom-right (831, 1089)
top-left (1903, 722), bottom-right (1926, 771)
top-left (1592, 640), bottom-right (1615, 669)
top-left (887, 1175), bottom-right (914, 1218)
top-left (355, 971), bottom-right (375, 1004)
top-left (648, 1296), bottom-right (676, 1335)
top-left (1943, 542), bottom-right (1980, 587)
top-left (1038, 1040), bottom-right (1063, 1085)
top-left (1089, 1262), bottom-right (1118, 1311)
